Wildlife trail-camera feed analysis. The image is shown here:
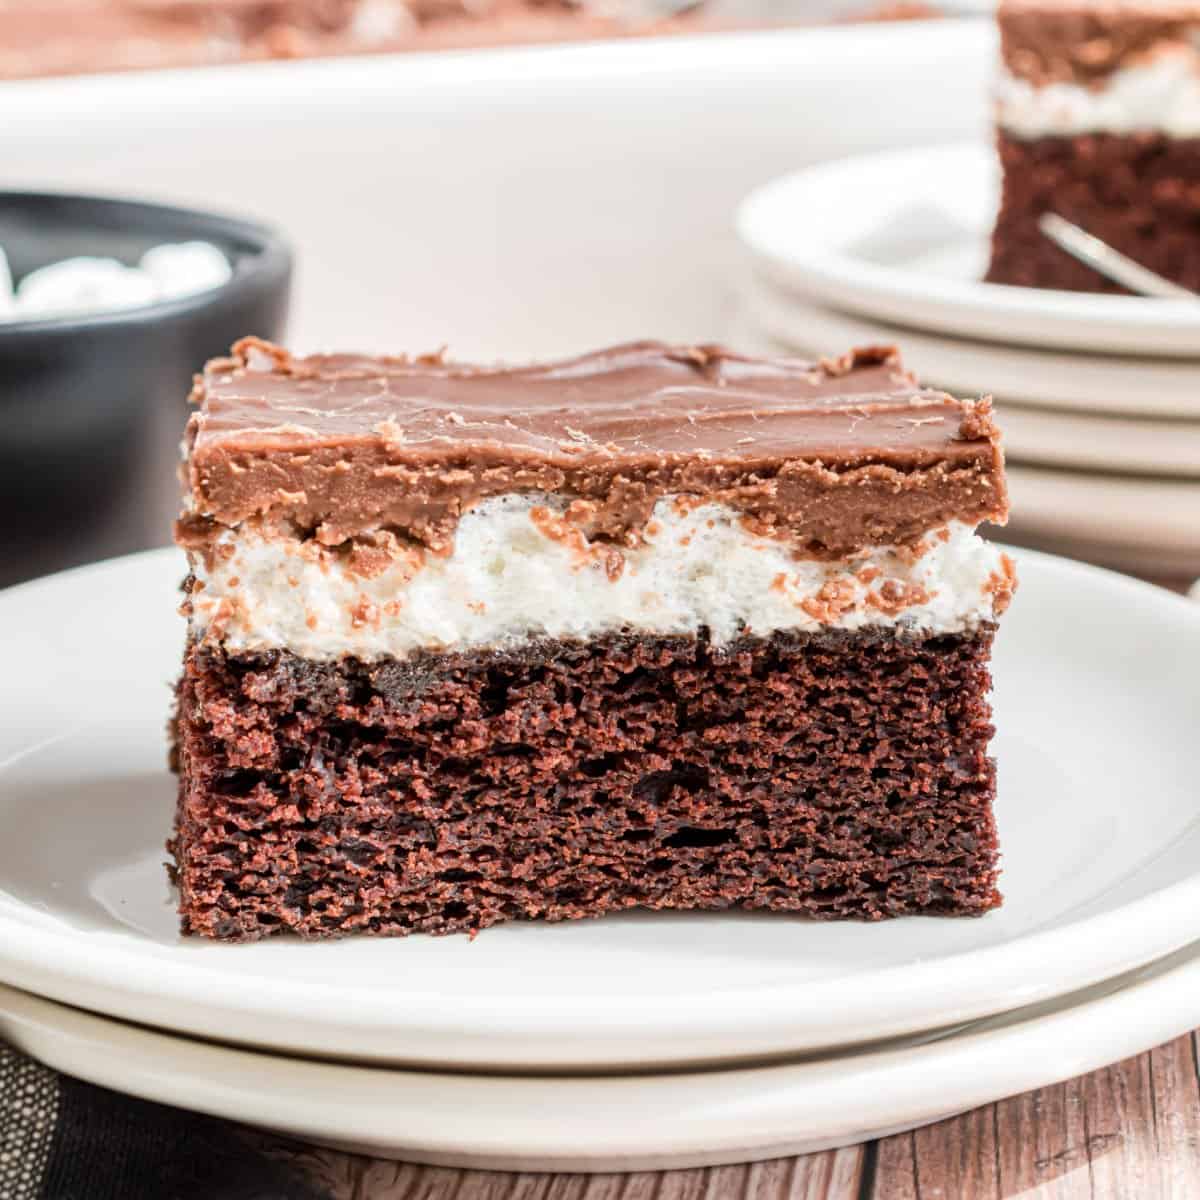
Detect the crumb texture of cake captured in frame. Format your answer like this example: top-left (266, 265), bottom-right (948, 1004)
top-left (988, 0), bottom-right (1200, 292)
top-left (173, 629), bottom-right (1001, 941)
top-left (171, 338), bottom-right (1013, 940)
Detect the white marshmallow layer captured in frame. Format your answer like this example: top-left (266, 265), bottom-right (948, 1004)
top-left (997, 47), bottom-right (1200, 138)
top-left (187, 495), bottom-right (1010, 662)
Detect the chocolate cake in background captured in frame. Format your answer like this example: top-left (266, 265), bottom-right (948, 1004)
top-left (170, 338), bottom-right (1014, 941)
top-left (0, 0), bottom-right (945, 80)
top-left (987, 0), bottom-right (1200, 293)
top-left (0, 0), bottom-right (648, 79)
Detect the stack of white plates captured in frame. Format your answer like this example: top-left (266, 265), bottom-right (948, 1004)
top-left (735, 142), bottom-right (1200, 580)
top-left (2, 548), bottom-right (1200, 1169)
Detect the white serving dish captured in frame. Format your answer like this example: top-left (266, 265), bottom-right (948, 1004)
top-left (0, 22), bottom-right (993, 359)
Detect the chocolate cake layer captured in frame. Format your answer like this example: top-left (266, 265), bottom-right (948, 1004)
top-left (999, 0), bottom-right (1200, 87)
top-left (180, 340), bottom-right (1006, 556)
top-left (171, 627), bottom-right (1002, 941)
top-left (986, 129), bottom-right (1200, 292)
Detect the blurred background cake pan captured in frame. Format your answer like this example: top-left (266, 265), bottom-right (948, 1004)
top-left (0, 22), bottom-right (997, 360)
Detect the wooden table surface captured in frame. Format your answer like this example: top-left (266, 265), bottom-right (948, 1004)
top-left (11, 399), bottom-right (1198, 1200)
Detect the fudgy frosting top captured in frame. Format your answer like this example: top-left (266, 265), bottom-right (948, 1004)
top-left (194, 338), bottom-right (986, 456)
top-left (999, 0), bottom-right (1200, 86)
top-left (180, 339), bottom-right (1007, 556)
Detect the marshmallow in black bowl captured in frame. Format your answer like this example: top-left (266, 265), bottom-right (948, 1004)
top-left (0, 240), bottom-right (232, 321)
top-left (0, 190), bottom-right (291, 588)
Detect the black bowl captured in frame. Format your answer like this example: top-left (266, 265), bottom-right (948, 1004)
top-left (0, 191), bottom-right (291, 586)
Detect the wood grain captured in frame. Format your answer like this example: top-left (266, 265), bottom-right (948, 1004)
top-left (289, 1147), bottom-right (866, 1200)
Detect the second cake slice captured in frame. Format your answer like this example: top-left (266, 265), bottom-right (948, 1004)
top-left (172, 339), bottom-right (1014, 940)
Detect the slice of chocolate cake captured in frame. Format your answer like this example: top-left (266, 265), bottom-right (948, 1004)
top-left (171, 338), bottom-right (1015, 941)
top-left (987, 0), bottom-right (1200, 293)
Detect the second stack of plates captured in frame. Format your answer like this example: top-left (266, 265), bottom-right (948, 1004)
top-left (734, 142), bottom-right (1200, 581)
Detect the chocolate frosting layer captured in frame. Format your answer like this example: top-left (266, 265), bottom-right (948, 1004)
top-left (999, 1), bottom-right (1200, 87)
top-left (180, 339), bottom-right (1007, 556)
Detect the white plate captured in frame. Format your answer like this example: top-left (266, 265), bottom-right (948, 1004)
top-left (737, 269), bottom-right (1200, 421)
top-left (999, 528), bottom-right (1200, 582)
top-left (736, 142), bottom-right (1200, 359)
top-left (1004, 465), bottom-right (1200, 576)
top-left (958, 406), bottom-right (1200, 481)
top-left (2, 550), bottom-right (1200, 1070)
top-left (5, 942), bottom-right (1200, 1171)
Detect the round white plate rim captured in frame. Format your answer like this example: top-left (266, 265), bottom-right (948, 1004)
top-left (736, 142), bottom-right (1200, 359)
top-left (2, 547), bottom-right (1200, 1068)
top-left (4, 941), bottom-right (1200, 1170)
top-left (736, 268), bottom-right (1200, 421)
top-left (1004, 464), bottom-right (1200, 554)
top-left (998, 530), bottom-right (1200, 579)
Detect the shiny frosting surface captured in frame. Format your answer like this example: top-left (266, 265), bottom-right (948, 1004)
top-left (192, 339), bottom-right (991, 465)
